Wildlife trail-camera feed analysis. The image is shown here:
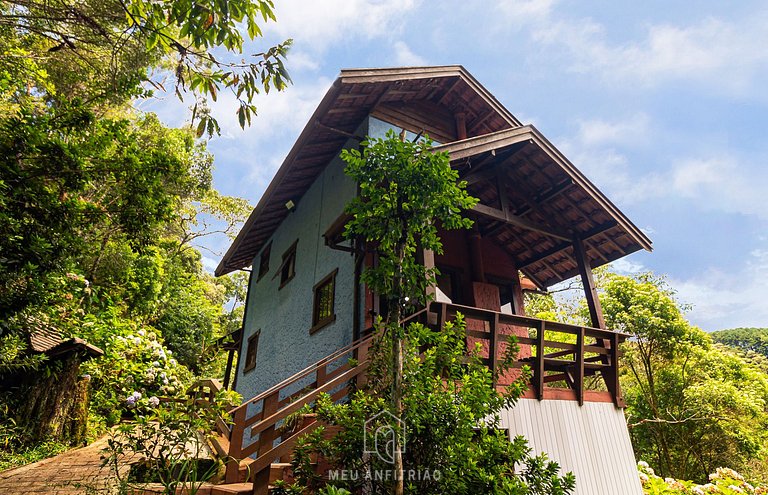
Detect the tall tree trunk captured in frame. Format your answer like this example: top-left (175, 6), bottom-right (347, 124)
top-left (387, 245), bottom-right (405, 495)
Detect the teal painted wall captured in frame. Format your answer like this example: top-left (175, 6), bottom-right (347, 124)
top-left (234, 116), bottom-right (417, 403)
top-left (235, 128), bottom-right (363, 404)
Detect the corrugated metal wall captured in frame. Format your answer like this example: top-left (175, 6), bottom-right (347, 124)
top-left (499, 399), bottom-right (642, 495)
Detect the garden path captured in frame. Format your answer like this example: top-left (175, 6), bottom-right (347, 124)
top-left (0, 435), bottom-right (124, 494)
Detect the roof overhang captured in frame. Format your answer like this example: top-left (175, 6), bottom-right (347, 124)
top-left (216, 66), bottom-right (520, 276)
top-left (435, 127), bottom-right (652, 288)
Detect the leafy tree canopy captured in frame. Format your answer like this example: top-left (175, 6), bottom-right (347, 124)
top-left (0, 0), bottom-right (290, 134)
top-left (711, 327), bottom-right (768, 358)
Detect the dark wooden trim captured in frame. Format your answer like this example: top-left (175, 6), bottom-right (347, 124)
top-left (310, 268), bottom-right (339, 334)
top-left (256, 241), bottom-right (272, 282)
top-left (470, 203), bottom-right (571, 242)
top-left (276, 239), bottom-right (299, 289)
top-left (573, 237), bottom-right (605, 329)
top-left (516, 221), bottom-right (617, 270)
top-left (243, 330), bottom-right (261, 374)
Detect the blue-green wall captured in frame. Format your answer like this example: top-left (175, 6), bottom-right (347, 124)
top-left (235, 130), bottom-right (362, 402)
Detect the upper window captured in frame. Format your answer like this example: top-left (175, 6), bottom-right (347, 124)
top-left (311, 269), bottom-right (338, 333)
top-left (277, 240), bottom-right (298, 289)
top-left (243, 330), bottom-right (260, 373)
top-left (257, 242), bottom-right (272, 281)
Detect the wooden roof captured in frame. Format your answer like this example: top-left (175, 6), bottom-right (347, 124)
top-left (217, 66), bottom-right (652, 286)
top-left (27, 316), bottom-right (103, 359)
top-left (216, 66), bottom-right (520, 276)
top-left (436, 127), bottom-right (652, 288)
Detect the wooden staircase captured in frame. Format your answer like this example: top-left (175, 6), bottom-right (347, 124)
top-left (201, 329), bottom-right (378, 495)
top-left (196, 302), bottom-right (628, 494)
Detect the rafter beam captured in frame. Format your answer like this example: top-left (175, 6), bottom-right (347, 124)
top-left (516, 221), bottom-right (618, 269)
top-left (470, 203), bottom-right (571, 241)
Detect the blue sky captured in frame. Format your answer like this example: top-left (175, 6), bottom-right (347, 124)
top-left (143, 0), bottom-right (768, 331)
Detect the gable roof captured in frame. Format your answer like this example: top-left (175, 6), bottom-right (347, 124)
top-left (216, 66), bottom-right (520, 276)
top-left (217, 66), bottom-right (652, 288)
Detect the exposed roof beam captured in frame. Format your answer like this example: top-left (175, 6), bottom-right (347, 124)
top-left (470, 203), bottom-right (571, 242)
top-left (516, 221), bottom-right (618, 269)
top-left (513, 179), bottom-right (574, 217)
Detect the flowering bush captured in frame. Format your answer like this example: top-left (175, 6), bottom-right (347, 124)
top-left (83, 325), bottom-right (191, 425)
top-left (639, 462), bottom-right (768, 494)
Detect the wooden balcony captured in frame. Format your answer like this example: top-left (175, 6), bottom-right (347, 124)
top-left (428, 302), bottom-right (628, 407)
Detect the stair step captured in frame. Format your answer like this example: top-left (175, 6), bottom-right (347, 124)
top-left (211, 433), bottom-right (230, 458)
top-left (210, 483), bottom-right (253, 495)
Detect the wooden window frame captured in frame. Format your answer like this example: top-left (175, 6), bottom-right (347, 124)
top-left (257, 242), bottom-right (272, 281)
top-left (310, 268), bottom-right (338, 334)
top-left (243, 330), bottom-right (260, 373)
top-left (275, 240), bottom-right (298, 290)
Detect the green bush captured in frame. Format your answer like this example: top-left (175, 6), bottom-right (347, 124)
top-left (639, 462), bottom-right (768, 494)
top-left (82, 323), bottom-right (191, 425)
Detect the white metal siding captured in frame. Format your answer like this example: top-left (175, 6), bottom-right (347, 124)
top-left (499, 399), bottom-right (642, 495)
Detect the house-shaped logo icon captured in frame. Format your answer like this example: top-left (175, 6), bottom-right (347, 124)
top-left (363, 410), bottom-right (405, 464)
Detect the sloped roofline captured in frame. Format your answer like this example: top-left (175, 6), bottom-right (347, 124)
top-left (433, 126), bottom-right (653, 252)
top-left (216, 65), bottom-right (520, 276)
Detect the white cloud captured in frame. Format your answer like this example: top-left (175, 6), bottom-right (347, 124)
top-left (392, 40), bottom-right (427, 66)
top-left (609, 257), bottom-right (646, 275)
top-left (560, 115), bottom-right (768, 219)
top-left (214, 77), bottom-right (331, 141)
top-left (558, 115), bottom-right (664, 205)
top-left (532, 13), bottom-right (768, 92)
top-left (494, 0), bottom-right (558, 26)
top-left (203, 75), bottom-right (332, 191)
top-left (576, 113), bottom-right (650, 148)
top-left (671, 248), bottom-right (768, 330)
top-left (667, 156), bottom-right (768, 218)
top-left (268, 0), bottom-right (418, 53)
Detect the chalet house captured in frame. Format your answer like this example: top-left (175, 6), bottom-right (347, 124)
top-left (214, 66), bottom-right (651, 495)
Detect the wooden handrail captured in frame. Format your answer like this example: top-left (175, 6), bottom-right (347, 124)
top-left (434, 302), bottom-right (628, 340)
top-left (229, 307), bottom-right (429, 416)
top-left (433, 301), bottom-right (626, 407)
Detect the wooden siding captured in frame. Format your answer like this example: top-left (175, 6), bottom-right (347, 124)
top-left (499, 399), bottom-right (642, 495)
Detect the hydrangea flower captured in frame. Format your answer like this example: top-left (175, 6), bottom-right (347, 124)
top-left (149, 396), bottom-right (160, 407)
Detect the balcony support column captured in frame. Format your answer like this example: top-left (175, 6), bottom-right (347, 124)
top-left (572, 237), bottom-right (605, 330)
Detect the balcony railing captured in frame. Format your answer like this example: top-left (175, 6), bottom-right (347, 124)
top-left (430, 302), bottom-right (627, 407)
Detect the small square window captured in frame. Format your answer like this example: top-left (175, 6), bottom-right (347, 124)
top-left (311, 269), bottom-right (338, 333)
top-left (243, 331), bottom-right (260, 373)
top-left (257, 242), bottom-right (271, 281)
top-left (277, 240), bottom-right (298, 289)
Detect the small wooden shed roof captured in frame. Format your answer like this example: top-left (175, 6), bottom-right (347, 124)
top-left (27, 316), bottom-right (103, 359)
top-left (217, 66), bottom-right (652, 287)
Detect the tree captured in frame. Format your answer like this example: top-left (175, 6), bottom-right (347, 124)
top-left (0, 0), bottom-right (291, 133)
top-left (600, 272), bottom-right (768, 482)
top-left (711, 328), bottom-right (768, 358)
top-left (341, 130), bottom-right (476, 493)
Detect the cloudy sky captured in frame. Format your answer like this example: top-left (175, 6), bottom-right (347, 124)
top-left (144, 0), bottom-right (768, 332)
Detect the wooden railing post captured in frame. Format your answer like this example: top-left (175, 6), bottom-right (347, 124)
top-left (225, 406), bottom-right (247, 483)
top-left (436, 302), bottom-right (447, 331)
top-left (576, 327), bottom-right (585, 406)
top-left (489, 313), bottom-right (499, 384)
top-left (535, 321), bottom-right (545, 400)
top-left (257, 391), bottom-right (280, 458)
top-left (609, 332), bottom-right (623, 407)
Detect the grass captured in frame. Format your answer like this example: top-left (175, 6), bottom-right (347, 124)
top-left (0, 441), bottom-right (70, 472)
